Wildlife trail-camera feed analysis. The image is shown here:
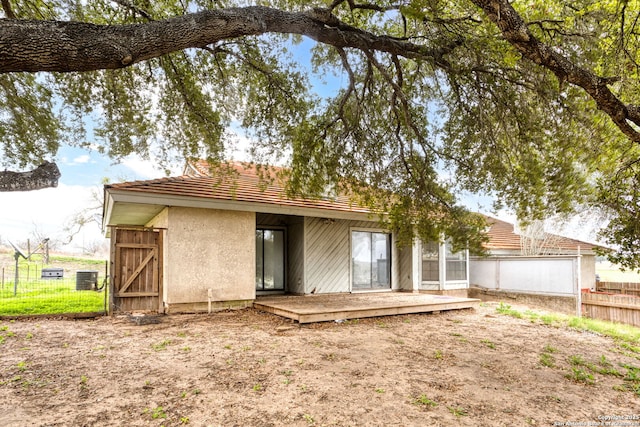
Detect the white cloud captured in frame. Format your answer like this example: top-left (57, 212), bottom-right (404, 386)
top-left (72, 154), bottom-right (92, 164)
top-left (120, 155), bottom-right (182, 180)
top-left (0, 183), bottom-right (104, 253)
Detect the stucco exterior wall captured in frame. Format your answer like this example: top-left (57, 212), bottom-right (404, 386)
top-left (146, 208), bottom-right (169, 303)
top-left (581, 254), bottom-right (596, 291)
top-left (150, 207), bottom-right (255, 309)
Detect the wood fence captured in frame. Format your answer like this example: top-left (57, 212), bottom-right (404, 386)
top-left (581, 291), bottom-right (640, 327)
top-left (596, 281), bottom-right (640, 297)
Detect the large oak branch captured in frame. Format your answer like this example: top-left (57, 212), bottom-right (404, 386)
top-left (1, 4), bottom-right (638, 144)
top-left (0, 162), bottom-right (61, 191)
top-left (470, 0), bottom-right (640, 143)
top-left (0, 6), bottom-right (449, 73)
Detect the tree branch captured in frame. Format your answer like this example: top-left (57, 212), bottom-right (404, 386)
top-left (0, 7), bottom-right (453, 73)
top-left (470, 0), bottom-right (640, 143)
top-left (1, 0), bottom-right (15, 19)
top-left (0, 162), bottom-right (61, 191)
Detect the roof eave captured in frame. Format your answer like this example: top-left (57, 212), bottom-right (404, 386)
top-left (104, 188), bottom-right (379, 224)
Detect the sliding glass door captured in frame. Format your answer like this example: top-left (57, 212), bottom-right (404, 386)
top-left (351, 231), bottom-right (391, 290)
top-left (256, 229), bottom-right (285, 291)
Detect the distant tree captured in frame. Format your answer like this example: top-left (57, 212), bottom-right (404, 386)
top-left (518, 220), bottom-right (566, 256)
top-left (1, 0), bottom-right (639, 264)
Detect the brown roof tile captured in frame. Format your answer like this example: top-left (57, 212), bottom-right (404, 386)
top-left (109, 161), bottom-right (598, 251)
top-left (484, 216), bottom-right (598, 253)
top-left (107, 161), bottom-right (371, 215)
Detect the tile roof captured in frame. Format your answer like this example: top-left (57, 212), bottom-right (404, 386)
top-left (107, 161), bottom-right (372, 216)
top-left (484, 216), bottom-right (598, 253)
top-left (107, 160), bottom-right (598, 252)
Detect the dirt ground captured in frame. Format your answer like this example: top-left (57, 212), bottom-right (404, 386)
top-left (1, 303), bottom-right (639, 427)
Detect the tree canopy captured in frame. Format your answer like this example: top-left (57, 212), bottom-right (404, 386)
top-left (1, 0), bottom-right (639, 265)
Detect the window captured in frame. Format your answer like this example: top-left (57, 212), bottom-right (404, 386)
top-left (352, 231), bottom-right (391, 290)
top-left (445, 242), bottom-right (467, 281)
top-left (256, 229), bottom-right (285, 291)
top-left (421, 241), bottom-right (440, 282)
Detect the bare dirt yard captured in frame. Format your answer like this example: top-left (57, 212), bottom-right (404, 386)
top-left (1, 303), bottom-right (639, 427)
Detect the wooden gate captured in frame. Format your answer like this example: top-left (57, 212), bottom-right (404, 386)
top-left (110, 227), bottom-right (163, 313)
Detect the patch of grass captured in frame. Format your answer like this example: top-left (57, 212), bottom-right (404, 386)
top-left (540, 314), bottom-right (562, 326)
top-left (496, 305), bottom-right (640, 350)
top-left (375, 388), bottom-right (385, 394)
top-left (496, 302), bottom-right (522, 318)
top-left (433, 350), bottom-right (443, 360)
top-left (480, 339), bottom-right (496, 349)
top-left (565, 367), bottom-right (595, 385)
top-left (450, 332), bottom-right (467, 343)
top-left (252, 383), bottom-right (263, 392)
top-left (302, 414), bottom-right (315, 425)
top-left (0, 255), bottom-right (107, 316)
top-left (448, 406), bottom-right (468, 417)
top-left (543, 344), bottom-right (558, 353)
top-left (619, 342), bottom-right (640, 354)
top-left (569, 354), bottom-right (586, 366)
top-left (540, 353), bottom-right (555, 368)
top-left (150, 406), bottom-right (167, 419)
top-left (151, 339), bottom-right (172, 351)
top-left (412, 394), bottom-right (438, 408)
top-left (568, 317), bottom-right (640, 344)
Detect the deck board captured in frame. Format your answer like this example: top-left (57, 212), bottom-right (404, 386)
top-left (254, 292), bottom-right (479, 323)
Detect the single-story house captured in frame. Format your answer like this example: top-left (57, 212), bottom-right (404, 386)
top-left (469, 216), bottom-right (599, 314)
top-left (102, 160), bottom-right (470, 313)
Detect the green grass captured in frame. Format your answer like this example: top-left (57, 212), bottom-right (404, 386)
top-left (495, 303), bottom-right (640, 346)
top-left (0, 255), bottom-right (107, 316)
top-left (497, 303), bottom-right (640, 395)
top-left (0, 280), bottom-right (106, 315)
top-left (412, 394), bottom-right (438, 407)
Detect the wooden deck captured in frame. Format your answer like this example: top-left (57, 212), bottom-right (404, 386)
top-left (254, 292), bottom-right (480, 323)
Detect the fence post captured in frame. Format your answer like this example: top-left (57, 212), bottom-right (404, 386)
top-left (576, 247), bottom-right (582, 317)
top-left (14, 252), bottom-right (18, 296)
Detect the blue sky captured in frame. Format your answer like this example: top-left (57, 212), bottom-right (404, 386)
top-left (0, 144), bottom-right (181, 254)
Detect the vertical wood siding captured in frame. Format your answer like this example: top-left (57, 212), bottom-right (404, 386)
top-left (398, 246), bottom-right (413, 291)
top-left (287, 219), bottom-right (305, 294)
top-left (305, 218), bottom-right (384, 294)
